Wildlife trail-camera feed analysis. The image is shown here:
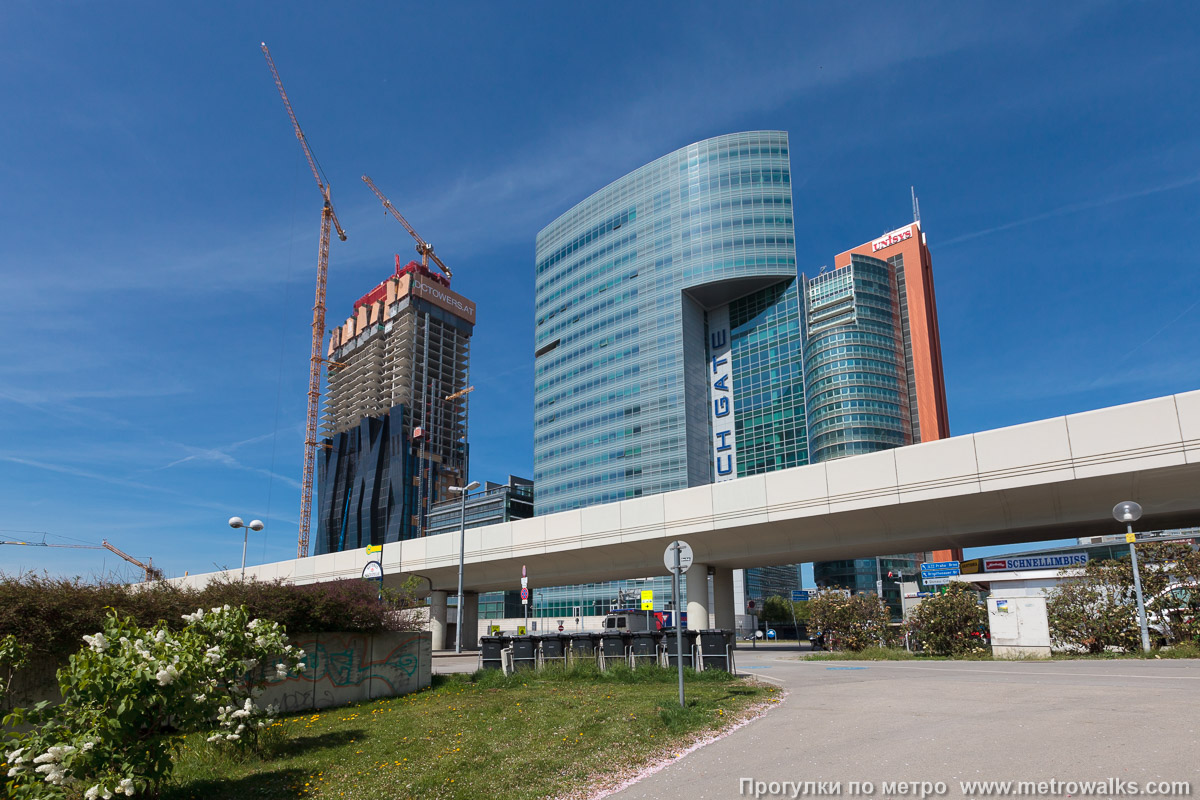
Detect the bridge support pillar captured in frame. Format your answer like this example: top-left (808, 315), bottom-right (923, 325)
top-left (429, 590), bottom-right (448, 650)
top-left (686, 564), bottom-right (709, 630)
top-left (712, 567), bottom-right (735, 631)
top-left (460, 591), bottom-right (479, 651)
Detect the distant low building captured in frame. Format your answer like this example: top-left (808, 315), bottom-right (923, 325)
top-left (426, 476), bottom-right (534, 620)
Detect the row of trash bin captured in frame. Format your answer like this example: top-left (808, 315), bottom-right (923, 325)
top-left (479, 629), bottom-right (736, 674)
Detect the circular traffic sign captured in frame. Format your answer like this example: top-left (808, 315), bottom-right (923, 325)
top-left (361, 560), bottom-right (383, 580)
top-left (663, 540), bottom-right (694, 574)
top-left (520, 587), bottom-right (529, 601)
top-left (558, 624), bottom-right (564, 632)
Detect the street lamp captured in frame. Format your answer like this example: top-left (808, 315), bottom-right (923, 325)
top-left (536, 591), bottom-right (545, 618)
top-left (449, 480), bottom-right (481, 654)
top-left (227, 517), bottom-right (264, 581)
top-left (1113, 501), bottom-right (1151, 653)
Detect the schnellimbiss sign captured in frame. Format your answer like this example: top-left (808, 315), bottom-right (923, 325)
top-left (708, 306), bottom-right (738, 482)
top-left (983, 553), bottom-right (1089, 572)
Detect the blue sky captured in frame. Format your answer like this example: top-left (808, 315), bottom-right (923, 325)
top-left (2, 2), bottom-right (1198, 581)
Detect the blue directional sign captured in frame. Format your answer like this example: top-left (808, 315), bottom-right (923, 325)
top-left (921, 561), bottom-right (961, 580)
top-left (791, 590), bottom-right (810, 602)
top-left (921, 561), bottom-right (959, 572)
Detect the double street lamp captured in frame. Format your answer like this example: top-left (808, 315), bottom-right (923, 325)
top-left (450, 480), bottom-right (481, 654)
top-left (1113, 501), bottom-right (1151, 653)
top-left (227, 517), bottom-right (264, 581)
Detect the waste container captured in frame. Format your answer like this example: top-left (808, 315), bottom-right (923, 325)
top-left (510, 635), bottom-right (539, 671)
top-left (628, 630), bottom-right (663, 667)
top-left (569, 632), bottom-right (599, 660)
top-left (697, 629), bottom-right (735, 671)
top-left (540, 633), bottom-right (570, 664)
top-left (662, 628), bottom-right (698, 670)
top-left (479, 635), bottom-right (510, 670)
top-left (599, 630), bottom-right (631, 669)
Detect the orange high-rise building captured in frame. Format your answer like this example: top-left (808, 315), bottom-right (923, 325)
top-left (833, 221), bottom-right (950, 444)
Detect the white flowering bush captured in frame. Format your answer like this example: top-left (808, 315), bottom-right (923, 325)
top-left (2, 605), bottom-right (305, 799)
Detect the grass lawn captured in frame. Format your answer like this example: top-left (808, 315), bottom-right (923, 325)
top-left (165, 664), bottom-right (774, 800)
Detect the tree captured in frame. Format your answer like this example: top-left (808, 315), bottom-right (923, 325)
top-left (1045, 542), bottom-right (1200, 652)
top-left (807, 591), bottom-right (891, 651)
top-left (759, 595), bottom-right (809, 624)
top-left (907, 583), bottom-right (988, 656)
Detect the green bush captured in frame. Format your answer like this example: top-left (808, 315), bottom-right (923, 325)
top-left (906, 583), bottom-right (988, 657)
top-left (1046, 543), bottom-right (1200, 653)
top-left (3, 606), bottom-right (305, 799)
top-left (807, 591), bottom-right (892, 651)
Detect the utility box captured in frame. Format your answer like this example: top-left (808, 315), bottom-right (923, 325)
top-left (987, 595), bottom-right (1051, 658)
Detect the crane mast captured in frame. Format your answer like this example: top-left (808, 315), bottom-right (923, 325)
top-left (262, 43), bottom-right (346, 559)
top-left (361, 175), bottom-right (453, 282)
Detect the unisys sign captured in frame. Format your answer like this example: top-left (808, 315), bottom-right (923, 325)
top-left (871, 225), bottom-right (915, 253)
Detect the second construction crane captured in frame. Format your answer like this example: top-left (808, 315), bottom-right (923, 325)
top-left (362, 175), bottom-right (453, 283)
top-left (261, 43), bottom-right (346, 559)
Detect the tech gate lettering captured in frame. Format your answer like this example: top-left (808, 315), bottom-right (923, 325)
top-left (708, 305), bottom-right (738, 481)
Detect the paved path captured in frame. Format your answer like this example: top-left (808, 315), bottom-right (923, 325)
top-left (614, 648), bottom-right (1200, 799)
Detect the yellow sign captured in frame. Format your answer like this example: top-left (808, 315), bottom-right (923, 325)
top-left (365, 545), bottom-right (382, 554)
top-left (1126, 532), bottom-right (1137, 543)
top-left (959, 558), bottom-right (981, 575)
top-left (641, 590), bottom-right (654, 611)
top-left (517, 625), bottom-right (527, 635)
top-left (489, 625), bottom-right (500, 635)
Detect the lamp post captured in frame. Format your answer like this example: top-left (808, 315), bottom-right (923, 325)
top-left (1113, 501), bottom-right (1151, 653)
top-left (449, 480), bottom-right (481, 654)
top-left (227, 517), bottom-right (264, 581)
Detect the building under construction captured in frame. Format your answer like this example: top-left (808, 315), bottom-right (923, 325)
top-left (314, 258), bottom-right (475, 554)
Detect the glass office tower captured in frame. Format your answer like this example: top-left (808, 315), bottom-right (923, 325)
top-left (803, 222), bottom-right (951, 613)
top-left (532, 132), bottom-right (807, 620)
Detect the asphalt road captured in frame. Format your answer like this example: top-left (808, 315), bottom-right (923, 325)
top-left (613, 647), bottom-right (1200, 799)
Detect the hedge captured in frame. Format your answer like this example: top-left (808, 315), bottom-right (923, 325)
top-left (0, 573), bottom-right (419, 660)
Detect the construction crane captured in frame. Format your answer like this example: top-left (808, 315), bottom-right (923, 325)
top-left (361, 175), bottom-right (453, 283)
top-left (102, 540), bottom-right (164, 582)
top-left (0, 536), bottom-right (161, 582)
top-left (261, 42), bottom-right (347, 559)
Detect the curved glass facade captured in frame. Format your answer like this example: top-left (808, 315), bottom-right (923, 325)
top-left (803, 254), bottom-right (910, 464)
top-left (534, 131), bottom-right (803, 515)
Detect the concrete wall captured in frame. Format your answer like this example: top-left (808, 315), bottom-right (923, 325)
top-left (260, 631), bottom-right (431, 712)
top-left (4, 631), bottom-right (432, 716)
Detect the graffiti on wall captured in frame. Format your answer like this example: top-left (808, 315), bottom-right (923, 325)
top-left (259, 631), bottom-right (431, 712)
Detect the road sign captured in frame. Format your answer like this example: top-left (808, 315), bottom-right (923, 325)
top-left (791, 590), bottom-right (810, 602)
top-left (921, 561), bottom-right (961, 581)
top-left (361, 560), bottom-right (383, 580)
top-left (747, 599), bottom-right (756, 611)
top-left (558, 624), bottom-right (564, 632)
top-left (876, 579), bottom-right (884, 595)
top-left (664, 540), bottom-right (694, 574)
top-left (517, 625), bottom-right (527, 635)
top-left (520, 587), bottom-right (529, 601)
top-left (521, 576), bottom-right (528, 588)
top-left (365, 544), bottom-right (381, 554)
top-left (641, 590), bottom-right (654, 610)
